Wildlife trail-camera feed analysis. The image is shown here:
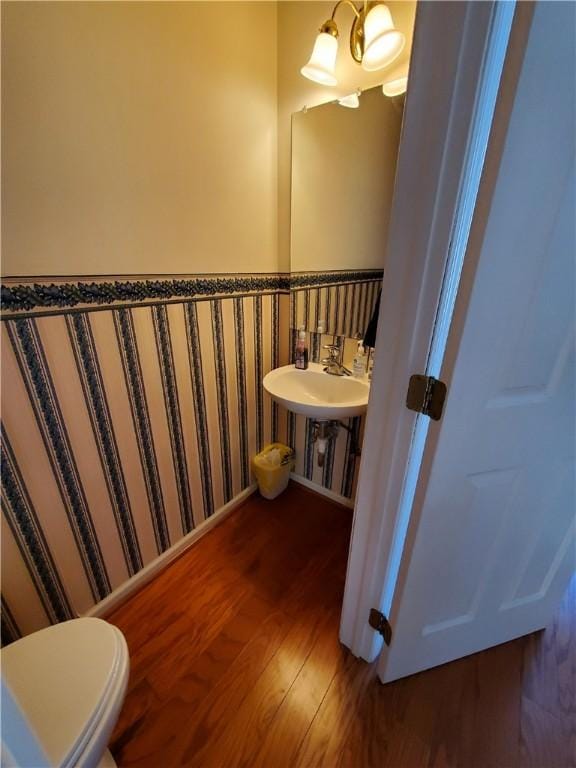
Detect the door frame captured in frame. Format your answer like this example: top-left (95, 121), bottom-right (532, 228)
top-left (340, 0), bottom-right (534, 662)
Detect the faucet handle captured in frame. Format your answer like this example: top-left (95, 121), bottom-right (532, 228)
top-left (322, 345), bottom-right (339, 361)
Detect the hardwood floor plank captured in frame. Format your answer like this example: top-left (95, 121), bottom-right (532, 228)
top-left (103, 484), bottom-right (573, 768)
top-left (336, 666), bottom-right (430, 768)
top-left (520, 695), bottom-right (576, 768)
top-left (113, 602), bottom-right (289, 767)
top-left (251, 606), bottom-right (347, 768)
top-left (294, 654), bottom-right (375, 768)
top-left (390, 654), bottom-right (474, 765)
top-left (145, 590), bottom-right (273, 699)
top-left (457, 639), bottom-right (524, 768)
top-left (110, 485), bottom-right (352, 767)
top-left (522, 574), bottom-right (576, 721)
top-left (198, 602), bottom-right (335, 768)
top-left (110, 679), bottom-right (161, 758)
top-left (382, 724), bottom-right (431, 768)
top-left (179, 546), bottom-right (350, 768)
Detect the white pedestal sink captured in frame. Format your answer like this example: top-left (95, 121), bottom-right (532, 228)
top-left (263, 362), bottom-right (370, 420)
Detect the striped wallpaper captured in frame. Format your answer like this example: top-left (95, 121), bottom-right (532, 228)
top-left (290, 270), bottom-right (383, 338)
top-left (1, 272), bottom-right (368, 643)
top-left (285, 329), bottom-right (365, 506)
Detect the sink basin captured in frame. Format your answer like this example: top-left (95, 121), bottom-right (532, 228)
top-left (263, 362), bottom-right (370, 419)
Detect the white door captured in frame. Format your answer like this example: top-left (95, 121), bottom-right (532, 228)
top-left (378, 0), bottom-right (575, 683)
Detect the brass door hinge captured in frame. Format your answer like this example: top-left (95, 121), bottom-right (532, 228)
top-left (369, 608), bottom-right (392, 646)
top-left (406, 375), bottom-right (447, 421)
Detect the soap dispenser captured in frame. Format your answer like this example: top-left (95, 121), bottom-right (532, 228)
top-left (295, 327), bottom-right (309, 370)
top-left (352, 342), bottom-right (366, 378)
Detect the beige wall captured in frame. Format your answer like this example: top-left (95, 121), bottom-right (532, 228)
top-left (1, 1), bottom-right (278, 276)
top-left (2, 1), bottom-right (416, 278)
top-left (291, 85), bottom-right (402, 272)
top-left (277, 1), bottom-right (416, 271)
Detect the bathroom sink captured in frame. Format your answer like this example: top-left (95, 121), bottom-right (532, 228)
top-left (263, 362), bottom-right (370, 419)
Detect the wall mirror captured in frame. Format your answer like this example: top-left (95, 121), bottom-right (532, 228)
top-left (290, 84), bottom-right (404, 348)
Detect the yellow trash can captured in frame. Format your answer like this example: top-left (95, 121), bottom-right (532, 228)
top-left (252, 443), bottom-right (294, 500)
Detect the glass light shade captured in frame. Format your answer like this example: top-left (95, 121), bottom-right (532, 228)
top-left (382, 76), bottom-right (408, 97)
top-left (301, 32), bottom-right (338, 86)
top-left (362, 4), bottom-right (405, 72)
top-left (338, 93), bottom-right (360, 108)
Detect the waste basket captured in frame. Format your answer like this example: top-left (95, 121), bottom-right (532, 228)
top-left (252, 443), bottom-right (294, 500)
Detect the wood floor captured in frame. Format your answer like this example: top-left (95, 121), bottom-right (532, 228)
top-left (108, 483), bottom-right (575, 768)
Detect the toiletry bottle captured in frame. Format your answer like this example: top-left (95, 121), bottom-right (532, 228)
top-left (352, 342), bottom-right (366, 378)
top-left (295, 327), bottom-right (309, 370)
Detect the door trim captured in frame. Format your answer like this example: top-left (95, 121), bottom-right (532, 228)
top-left (339, 1), bottom-right (532, 662)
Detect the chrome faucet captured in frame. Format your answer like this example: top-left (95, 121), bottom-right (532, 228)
top-left (321, 343), bottom-right (351, 377)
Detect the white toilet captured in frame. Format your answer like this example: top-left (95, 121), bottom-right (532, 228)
top-left (1, 618), bottom-right (129, 768)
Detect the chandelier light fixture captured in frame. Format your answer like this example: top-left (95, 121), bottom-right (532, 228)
top-left (301, 1), bottom-right (405, 87)
top-left (338, 91), bottom-right (361, 108)
top-left (382, 74), bottom-right (408, 97)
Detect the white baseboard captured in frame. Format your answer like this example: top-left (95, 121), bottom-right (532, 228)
top-left (83, 484), bottom-right (257, 619)
top-left (289, 472), bottom-right (355, 509)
